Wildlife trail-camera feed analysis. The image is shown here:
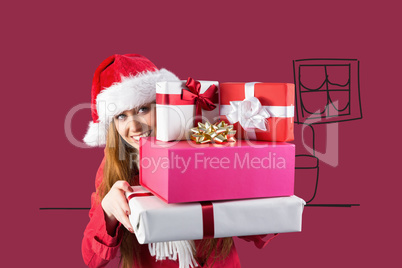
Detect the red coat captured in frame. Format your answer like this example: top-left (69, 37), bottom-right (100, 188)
top-left (82, 156), bottom-right (272, 267)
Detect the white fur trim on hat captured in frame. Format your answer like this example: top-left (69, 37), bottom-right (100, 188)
top-left (83, 121), bottom-right (107, 147)
top-left (83, 68), bottom-right (180, 147)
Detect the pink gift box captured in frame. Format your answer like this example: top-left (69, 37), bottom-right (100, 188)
top-left (139, 137), bottom-right (295, 203)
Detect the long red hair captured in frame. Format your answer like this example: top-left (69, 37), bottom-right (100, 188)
top-left (98, 121), bottom-right (233, 268)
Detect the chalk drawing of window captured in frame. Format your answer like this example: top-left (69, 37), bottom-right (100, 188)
top-left (293, 59), bottom-right (362, 124)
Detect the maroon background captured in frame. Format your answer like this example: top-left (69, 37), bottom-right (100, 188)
top-left (3, 0), bottom-right (401, 267)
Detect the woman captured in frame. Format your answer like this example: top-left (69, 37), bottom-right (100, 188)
top-left (82, 54), bottom-right (274, 268)
top-left (81, 54), bottom-right (268, 268)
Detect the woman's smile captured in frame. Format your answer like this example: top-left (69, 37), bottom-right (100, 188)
top-left (131, 129), bottom-right (153, 143)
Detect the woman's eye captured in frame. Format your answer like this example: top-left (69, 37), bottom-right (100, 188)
top-left (138, 106), bottom-right (150, 113)
top-left (116, 114), bottom-right (126, 120)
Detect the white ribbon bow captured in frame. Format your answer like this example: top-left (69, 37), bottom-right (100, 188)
top-left (225, 96), bottom-right (270, 131)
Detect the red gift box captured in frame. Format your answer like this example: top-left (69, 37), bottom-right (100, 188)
top-left (220, 82), bottom-right (294, 142)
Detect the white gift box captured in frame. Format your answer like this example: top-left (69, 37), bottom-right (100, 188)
top-left (127, 186), bottom-right (306, 244)
top-left (156, 79), bottom-right (219, 141)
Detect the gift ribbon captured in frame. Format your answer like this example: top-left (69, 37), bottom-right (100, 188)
top-left (181, 77), bottom-right (218, 127)
top-left (127, 192), bottom-right (215, 239)
top-left (127, 192), bottom-right (154, 201)
top-left (155, 93), bottom-right (219, 105)
top-left (256, 233), bottom-right (279, 249)
top-left (225, 82), bottom-right (270, 140)
top-left (200, 201), bottom-right (215, 239)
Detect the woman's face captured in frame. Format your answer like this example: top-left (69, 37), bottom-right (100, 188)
top-left (113, 102), bottom-right (156, 149)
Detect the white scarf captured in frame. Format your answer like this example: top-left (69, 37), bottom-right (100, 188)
top-left (148, 240), bottom-right (198, 268)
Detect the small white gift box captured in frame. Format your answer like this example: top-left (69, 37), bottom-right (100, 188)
top-left (156, 78), bottom-right (219, 141)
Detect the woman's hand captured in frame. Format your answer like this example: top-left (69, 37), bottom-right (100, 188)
top-left (101, 180), bottom-right (134, 235)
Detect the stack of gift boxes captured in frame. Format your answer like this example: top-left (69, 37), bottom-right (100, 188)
top-left (126, 78), bottom-right (306, 244)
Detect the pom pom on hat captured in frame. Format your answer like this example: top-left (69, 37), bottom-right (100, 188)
top-left (83, 54), bottom-right (180, 147)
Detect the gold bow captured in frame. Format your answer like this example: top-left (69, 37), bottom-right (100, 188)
top-left (190, 121), bottom-right (236, 144)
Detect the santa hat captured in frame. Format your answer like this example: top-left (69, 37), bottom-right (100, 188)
top-left (83, 54), bottom-right (180, 147)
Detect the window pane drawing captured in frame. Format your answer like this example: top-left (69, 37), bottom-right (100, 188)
top-left (293, 59), bottom-right (362, 124)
